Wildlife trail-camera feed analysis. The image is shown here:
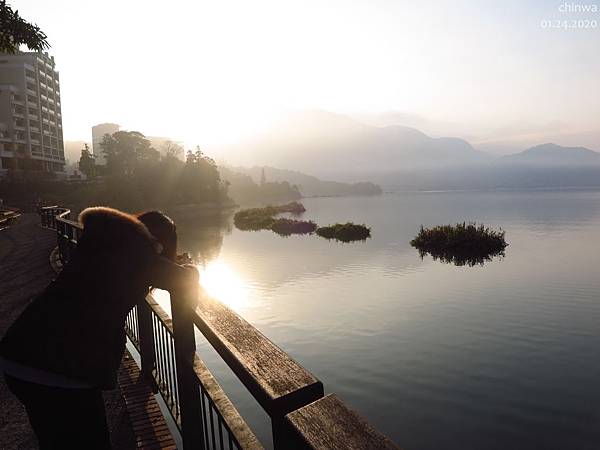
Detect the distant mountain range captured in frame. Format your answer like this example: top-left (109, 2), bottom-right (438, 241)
top-left (216, 111), bottom-right (600, 189)
top-left (218, 111), bottom-right (600, 176)
top-left (501, 143), bottom-right (600, 167)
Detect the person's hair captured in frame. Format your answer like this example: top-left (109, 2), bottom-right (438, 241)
top-left (136, 211), bottom-right (177, 260)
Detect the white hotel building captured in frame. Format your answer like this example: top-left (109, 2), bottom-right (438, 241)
top-left (0, 51), bottom-right (65, 176)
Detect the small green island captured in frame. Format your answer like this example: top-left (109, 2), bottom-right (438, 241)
top-left (316, 223), bottom-right (371, 243)
top-left (233, 202), bottom-right (370, 242)
top-left (233, 202), bottom-right (315, 236)
top-left (410, 223), bottom-right (507, 266)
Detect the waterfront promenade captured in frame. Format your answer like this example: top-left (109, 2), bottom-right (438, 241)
top-left (0, 214), bottom-right (135, 449)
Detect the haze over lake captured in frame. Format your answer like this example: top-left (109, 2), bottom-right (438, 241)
top-left (153, 189), bottom-right (600, 450)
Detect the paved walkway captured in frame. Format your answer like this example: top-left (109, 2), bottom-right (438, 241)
top-left (0, 214), bottom-right (136, 449)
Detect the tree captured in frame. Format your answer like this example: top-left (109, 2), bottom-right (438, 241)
top-left (171, 146), bottom-right (226, 204)
top-left (160, 140), bottom-right (184, 161)
top-left (78, 144), bottom-right (96, 179)
top-left (0, 1), bottom-right (49, 53)
top-left (101, 131), bottom-right (159, 176)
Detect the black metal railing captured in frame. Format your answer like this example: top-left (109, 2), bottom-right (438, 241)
top-left (40, 206), bottom-right (399, 450)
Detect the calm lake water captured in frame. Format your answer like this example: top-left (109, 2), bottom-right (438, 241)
top-left (159, 190), bottom-right (600, 449)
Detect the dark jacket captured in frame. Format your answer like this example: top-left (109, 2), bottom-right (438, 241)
top-left (0, 207), bottom-right (192, 389)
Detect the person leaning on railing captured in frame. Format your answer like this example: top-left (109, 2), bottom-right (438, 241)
top-left (0, 207), bottom-right (198, 450)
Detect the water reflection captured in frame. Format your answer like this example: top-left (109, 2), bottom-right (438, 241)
top-left (199, 260), bottom-right (251, 310)
top-left (413, 247), bottom-right (506, 267)
top-left (165, 191), bottom-right (600, 450)
top-left (173, 211), bottom-right (232, 266)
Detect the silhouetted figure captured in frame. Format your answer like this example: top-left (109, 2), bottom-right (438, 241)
top-left (0, 207), bottom-right (197, 449)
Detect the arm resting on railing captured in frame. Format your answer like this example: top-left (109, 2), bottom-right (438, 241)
top-left (144, 252), bottom-right (199, 295)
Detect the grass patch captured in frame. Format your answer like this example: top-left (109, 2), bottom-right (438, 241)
top-left (410, 222), bottom-right (507, 266)
top-left (316, 223), bottom-right (371, 242)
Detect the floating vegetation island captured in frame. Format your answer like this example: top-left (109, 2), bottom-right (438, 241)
top-left (410, 223), bottom-right (507, 266)
top-left (233, 202), bottom-right (370, 242)
top-left (316, 223), bottom-right (371, 243)
top-left (233, 202), bottom-right (315, 236)
top-left (271, 218), bottom-right (317, 236)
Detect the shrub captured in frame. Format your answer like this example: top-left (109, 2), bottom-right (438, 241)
top-left (410, 222), bottom-right (507, 266)
top-left (316, 223), bottom-right (371, 242)
top-left (233, 202), bottom-right (308, 233)
top-left (270, 218), bottom-right (317, 236)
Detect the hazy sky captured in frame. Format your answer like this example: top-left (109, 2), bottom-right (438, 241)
top-left (16, 0), bottom-right (600, 152)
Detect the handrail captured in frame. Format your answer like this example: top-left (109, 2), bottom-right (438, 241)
top-left (39, 206), bottom-right (400, 450)
top-left (193, 292), bottom-right (324, 417)
top-left (0, 207), bottom-right (21, 227)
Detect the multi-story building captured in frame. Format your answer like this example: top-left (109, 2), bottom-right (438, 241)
top-left (0, 51), bottom-right (65, 176)
top-left (92, 123), bottom-right (119, 165)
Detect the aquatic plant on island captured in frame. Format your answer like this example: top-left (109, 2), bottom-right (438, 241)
top-left (316, 223), bottom-right (371, 243)
top-left (233, 203), bottom-right (371, 242)
top-left (410, 222), bottom-right (508, 266)
top-left (270, 218), bottom-right (317, 236)
top-left (233, 202), bottom-right (307, 231)
top-left (273, 201), bottom-right (306, 214)
top-left (233, 207), bottom-right (278, 231)
top-left (233, 202), bottom-right (314, 236)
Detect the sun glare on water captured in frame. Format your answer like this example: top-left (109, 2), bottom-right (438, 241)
top-left (199, 260), bottom-right (250, 311)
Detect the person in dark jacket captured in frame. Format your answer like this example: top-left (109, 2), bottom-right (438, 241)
top-left (0, 207), bottom-right (197, 449)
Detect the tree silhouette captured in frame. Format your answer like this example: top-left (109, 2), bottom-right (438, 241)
top-left (0, 1), bottom-right (49, 53)
top-left (101, 131), bottom-right (159, 176)
top-left (78, 144), bottom-right (96, 179)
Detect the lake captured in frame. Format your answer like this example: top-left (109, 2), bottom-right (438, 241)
top-left (158, 190), bottom-right (600, 450)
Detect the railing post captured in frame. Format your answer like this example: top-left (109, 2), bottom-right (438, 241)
top-left (136, 300), bottom-right (157, 390)
top-left (171, 286), bottom-right (205, 450)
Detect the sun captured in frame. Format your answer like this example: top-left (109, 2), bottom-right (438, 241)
top-left (149, 260), bottom-right (250, 314)
top-left (198, 260), bottom-right (250, 312)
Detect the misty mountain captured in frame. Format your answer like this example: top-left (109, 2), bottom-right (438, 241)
top-left (227, 165), bottom-right (382, 197)
top-left (219, 111), bottom-right (491, 178)
top-left (373, 143), bottom-right (600, 191)
top-left (501, 143), bottom-right (600, 167)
